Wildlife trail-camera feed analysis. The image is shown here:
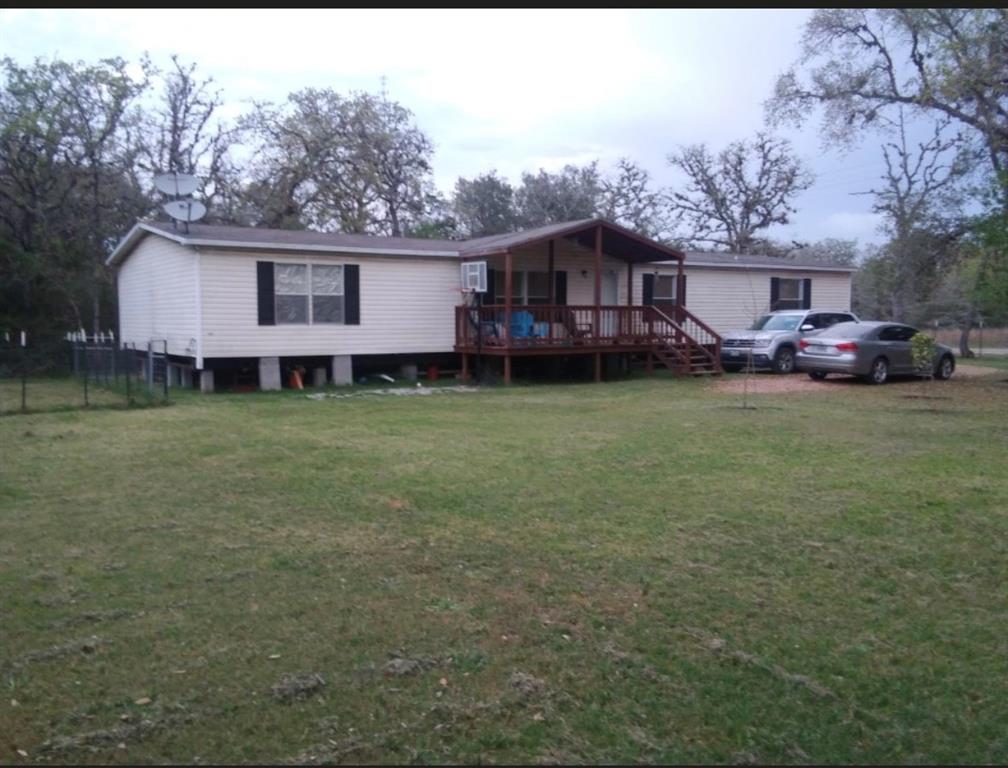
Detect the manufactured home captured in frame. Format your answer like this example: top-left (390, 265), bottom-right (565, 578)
top-left (108, 219), bottom-right (855, 390)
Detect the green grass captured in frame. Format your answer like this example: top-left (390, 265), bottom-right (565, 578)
top-left (2, 371), bottom-right (1007, 763)
top-left (960, 353), bottom-right (1008, 372)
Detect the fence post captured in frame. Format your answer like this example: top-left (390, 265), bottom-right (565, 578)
top-left (20, 331), bottom-right (27, 413)
top-left (124, 345), bottom-right (132, 405)
top-left (82, 336), bottom-right (89, 408)
top-left (162, 340), bottom-right (168, 400)
top-left (146, 342), bottom-right (154, 395)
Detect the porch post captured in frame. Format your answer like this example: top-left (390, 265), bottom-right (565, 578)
top-left (594, 353), bottom-right (602, 383)
top-left (547, 239), bottom-right (555, 302)
top-left (625, 260), bottom-right (634, 338)
top-left (594, 225), bottom-right (602, 340)
top-left (461, 353), bottom-right (469, 382)
top-left (677, 257), bottom-right (685, 320)
top-left (504, 249), bottom-right (513, 385)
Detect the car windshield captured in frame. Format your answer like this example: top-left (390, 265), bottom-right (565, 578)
top-left (750, 314), bottom-right (802, 331)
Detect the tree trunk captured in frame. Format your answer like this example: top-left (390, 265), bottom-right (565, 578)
top-left (959, 306), bottom-right (975, 358)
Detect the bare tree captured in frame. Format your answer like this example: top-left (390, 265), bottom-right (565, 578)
top-left (599, 158), bottom-right (669, 240)
top-left (136, 55), bottom-right (240, 219)
top-left (862, 112), bottom-right (972, 340)
top-left (667, 133), bottom-right (813, 252)
top-left (241, 89), bottom-right (434, 235)
top-left (767, 9), bottom-right (1008, 208)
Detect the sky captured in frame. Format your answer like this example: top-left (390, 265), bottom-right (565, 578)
top-left (2, 8), bottom-right (898, 247)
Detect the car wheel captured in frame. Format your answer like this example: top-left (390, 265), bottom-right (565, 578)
top-left (935, 354), bottom-right (955, 380)
top-left (865, 357), bottom-right (889, 385)
top-left (808, 371), bottom-right (828, 381)
top-left (772, 347), bottom-right (795, 374)
top-left (722, 364), bottom-right (742, 373)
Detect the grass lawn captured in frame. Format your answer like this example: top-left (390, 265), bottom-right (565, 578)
top-left (960, 353), bottom-right (1008, 372)
top-left (1, 371), bottom-right (1007, 764)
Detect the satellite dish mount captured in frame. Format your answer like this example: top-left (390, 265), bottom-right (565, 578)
top-left (154, 172), bottom-right (204, 233)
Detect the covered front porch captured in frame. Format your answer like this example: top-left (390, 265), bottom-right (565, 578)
top-left (454, 219), bottom-right (722, 383)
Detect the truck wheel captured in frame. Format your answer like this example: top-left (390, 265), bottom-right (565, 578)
top-left (722, 364), bottom-right (742, 373)
top-left (772, 347), bottom-right (795, 374)
top-left (808, 371), bottom-right (827, 381)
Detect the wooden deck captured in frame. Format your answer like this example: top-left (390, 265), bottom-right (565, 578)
top-left (454, 304), bottom-right (723, 381)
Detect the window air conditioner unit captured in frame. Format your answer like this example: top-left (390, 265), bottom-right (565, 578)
top-left (461, 261), bottom-right (487, 293)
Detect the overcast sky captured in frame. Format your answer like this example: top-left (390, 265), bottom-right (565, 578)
top-left (3, 8), bottom-right (896, 246)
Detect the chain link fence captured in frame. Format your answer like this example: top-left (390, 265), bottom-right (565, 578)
top-left (0, 331), bottom-right (171, 415)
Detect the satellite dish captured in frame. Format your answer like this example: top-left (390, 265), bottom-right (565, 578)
top-left (163, 199), bottom-right (207, 223)
top-left (154, 172), bottom-right (199, 197)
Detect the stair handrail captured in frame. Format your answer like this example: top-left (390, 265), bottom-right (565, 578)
top-left (650, 306), bottom-right (722, 370)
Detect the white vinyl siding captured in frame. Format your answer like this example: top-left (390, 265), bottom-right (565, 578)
top-left (199, 250), bottom-right (457, 357)
top-left (633, 265), bottom-right (852, 335)
top-left (116, 234), bottom-right (199, 357)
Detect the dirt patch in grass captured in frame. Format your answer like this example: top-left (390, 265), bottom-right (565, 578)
top-left (685, 627), bottom-right (834, 699)
top-left (713, 365), bottom-right (997, 396)
top-left (49, 609), bottom-right (139, 630)
top-left (272, 672), bottom-right (326, 702)
top-left (14, 636), bottom-right (107, 667)
top-left (38, 706), bottom-right (194, 756)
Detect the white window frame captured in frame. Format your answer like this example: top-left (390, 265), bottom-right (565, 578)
top-left (274, 262), bottom-right (345, 325)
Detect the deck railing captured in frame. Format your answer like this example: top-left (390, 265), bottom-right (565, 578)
top-left (456, 304), bottom-right (680, 349)
top-left (457, 303), bottom-right (717, 345)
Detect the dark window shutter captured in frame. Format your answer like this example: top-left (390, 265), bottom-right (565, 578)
top-left (642, 273), bottom-right (655, 305)
top-left (802, 278), bottom-right (812, 309)
top-left (485, 268), bottom-right (496, 304)
top-left (344, 264), bottom-right (360, 325)
top-left (257, 261), bottom-right (275, 325)
top-left (554, 270), bottom-right (567, 305)
top-left (678, 274), bottom-right (687, 306)
top-left (770, 277), bottom-right (780, 311)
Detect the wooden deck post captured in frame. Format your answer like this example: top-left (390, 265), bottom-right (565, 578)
top-left (677, 257), bottom-right (685, 318)
top-left (594, 352), bottom-right (602, 383)
top-left (504, 250), bottom-right (513, 337)
top-left (504, 354), bottom-right (512, 385)
top-left (547, 240), bottom-right (555, 302)
top-left (461, 353), bottom-right (469, 382)
top-left (594, 225), bottom-right (602, 341)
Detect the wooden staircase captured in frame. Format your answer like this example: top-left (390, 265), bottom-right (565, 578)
top-left (646, 307), bottom-right (724, 376)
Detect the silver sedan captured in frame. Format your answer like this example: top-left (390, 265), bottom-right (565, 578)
top-left (796, 321), bottom-right (956, 384)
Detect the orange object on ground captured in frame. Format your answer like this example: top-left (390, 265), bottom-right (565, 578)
top-left (289, 369), bottom-right (304, 389)
top-left (427, 364), bottom-right (439, 381)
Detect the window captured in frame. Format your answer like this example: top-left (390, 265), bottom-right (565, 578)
top-left (494, 270), bottom-right (550, 304)
top-left (275, 263), bottom-right (344, 325)
top-left (526, 271), bottom-right (549, 305)
top-left (654, 275), bottom-right (677, 304)
top-left (775, 278), bottom-right (803, 310)
top-left (312, 265), bottom-right (344, 323)
top-left (879, 325), bottom-right (917, 342)
top-left (275, 264), bottom-right (308, 324)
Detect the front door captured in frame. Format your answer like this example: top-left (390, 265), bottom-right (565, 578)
top-left (601, 272), bottom-right (618, 337)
